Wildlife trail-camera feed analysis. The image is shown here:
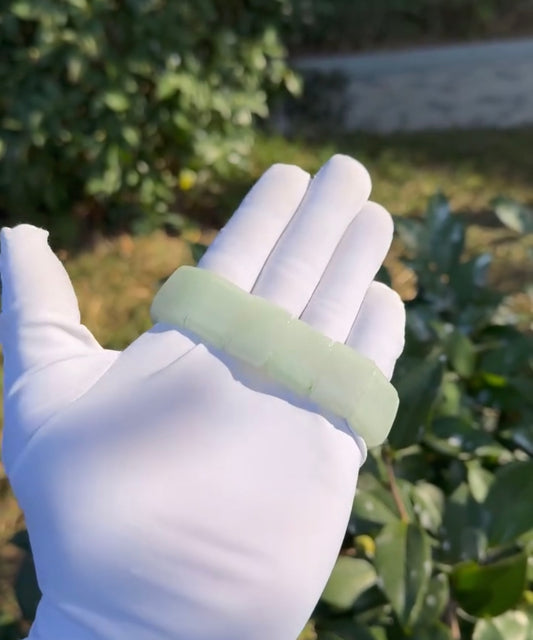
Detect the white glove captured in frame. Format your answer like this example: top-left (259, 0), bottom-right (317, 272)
top-left (1, 155), bottom-right (405, 640)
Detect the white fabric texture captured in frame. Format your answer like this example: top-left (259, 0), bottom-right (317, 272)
top-left (0, 155), bottom-right (405, 640)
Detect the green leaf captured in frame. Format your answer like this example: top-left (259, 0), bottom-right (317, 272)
top-left (405, 307), bottom-right (438, 347)
top-left (352, 473), bottom-right (413, 526)
top-left (321, 557), bottom-right (377, 611)
top-left (103, 91), bottom-right (130, 113)
top-left (415, 573), bottom-right (450, 627)
top-left (352, 488), bottom-right (400, 525)
top-left (451, 551), bottom-right (527, 617)
top-left (484, 461), bottom-right (533, 545)
top-left (11, 1), bottom-right (37, 19)
top-left (67, 55), bottom-right (84, 83)
top-left (452, 253), bottom-right (492, 297)
top-left (395, 217), bottom-right (424, 254)
top-left (445, 330), bottom-right (476, 378)
top-left (426, 192), bottom-right (465, 273)
top-left (473, 609), bottom-right (532, 640)
top-left (438, 484), bottom-right (487, 564)
top-left (434, 375), bottom-right (462, 417)
top-left (122, 126), bottom-right (140, 147)
top-left (374, 522), bottom-right (432, 629)
top-left (467, 460), bottom-right (494, 503)
top-left (283, 70), bottom-right (302, 96)
top-left (502, 423), bottom-right (533, 456)
top-left (426, 192), bottom-right (451, 238)
top-left (394, 448), bottom-right (432, 483)
top-left (425, 416), bottom-right (497, 457)
top-left (388, 355), bottom-right (444, 449)
top-left (492, 196), bottom-right (533, 234)
top-left (156, 71), bottom-right (185, 100)
top-left (478, 325), bottom-right (532, 375)
top-left (411, 481), bottom-right (444, 534)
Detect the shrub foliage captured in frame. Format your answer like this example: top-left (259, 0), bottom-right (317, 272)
top-left (0, 0), bottom-right (298, 242)
top-left (313, 194), bottom-right (533, 639)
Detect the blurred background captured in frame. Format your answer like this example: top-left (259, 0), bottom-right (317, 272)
top-left (0, 1), bottom-right (532, 639)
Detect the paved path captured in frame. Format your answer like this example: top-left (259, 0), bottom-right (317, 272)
top-left (291, 38), bottom-right (533, 132)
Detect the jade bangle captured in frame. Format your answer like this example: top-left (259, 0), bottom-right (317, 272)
top-left (151, 266), bottom-right (399, 447)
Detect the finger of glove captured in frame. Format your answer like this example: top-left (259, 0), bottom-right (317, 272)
top-left (347, 281), bottom-right (405, 381)
top-left (0, 225), bottom-right (102, 381)
top-left (251, 155), bottom-right (372, 316)
top-left (300, 202), bottom-right (393, 342)
top-left (198, 164), bottom-right (310, 291)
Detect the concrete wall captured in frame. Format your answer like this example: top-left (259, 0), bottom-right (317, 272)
top-left (290, 38), bottom-right (533, 132)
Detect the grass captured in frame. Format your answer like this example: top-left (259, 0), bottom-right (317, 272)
top-left (213, 127), bottom-right (533, 309)
top-left (253, 128), bottom-right (533, 216)
top-left (0, 127), bottom-right (532, 633)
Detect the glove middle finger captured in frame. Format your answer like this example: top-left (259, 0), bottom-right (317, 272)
top-left (250, 154), bottom-right (371, 316)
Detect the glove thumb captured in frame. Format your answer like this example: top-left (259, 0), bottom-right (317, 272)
top-left (0, 224), bottom-right (102, 380)
top-left (0, 225), bottom-right (115, 473)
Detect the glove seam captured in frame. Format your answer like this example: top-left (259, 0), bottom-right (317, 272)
top-left (5, 352), bottom-right (119, 481)
top-left (5, 350), bottom-right (119, 393)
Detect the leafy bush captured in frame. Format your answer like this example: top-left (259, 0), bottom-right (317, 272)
top-left (282, 0), bottom-right (531, 53)
top-left (312, 194), bottom-right (533, 639)
top-left (0, 0), bottom-right (299, 244)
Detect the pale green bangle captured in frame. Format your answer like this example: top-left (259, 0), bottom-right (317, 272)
top-left (151, 266), bottom-right (399, 448)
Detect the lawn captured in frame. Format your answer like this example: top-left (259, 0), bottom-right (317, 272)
top-left (0, 127), bottom-right (531, 633)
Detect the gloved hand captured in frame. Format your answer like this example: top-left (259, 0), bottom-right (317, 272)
top-left (0, 155), bottom-right (405, 640)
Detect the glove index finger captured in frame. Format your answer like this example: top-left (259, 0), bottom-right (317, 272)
top-left (198, 163), bottom-right (310, 291)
